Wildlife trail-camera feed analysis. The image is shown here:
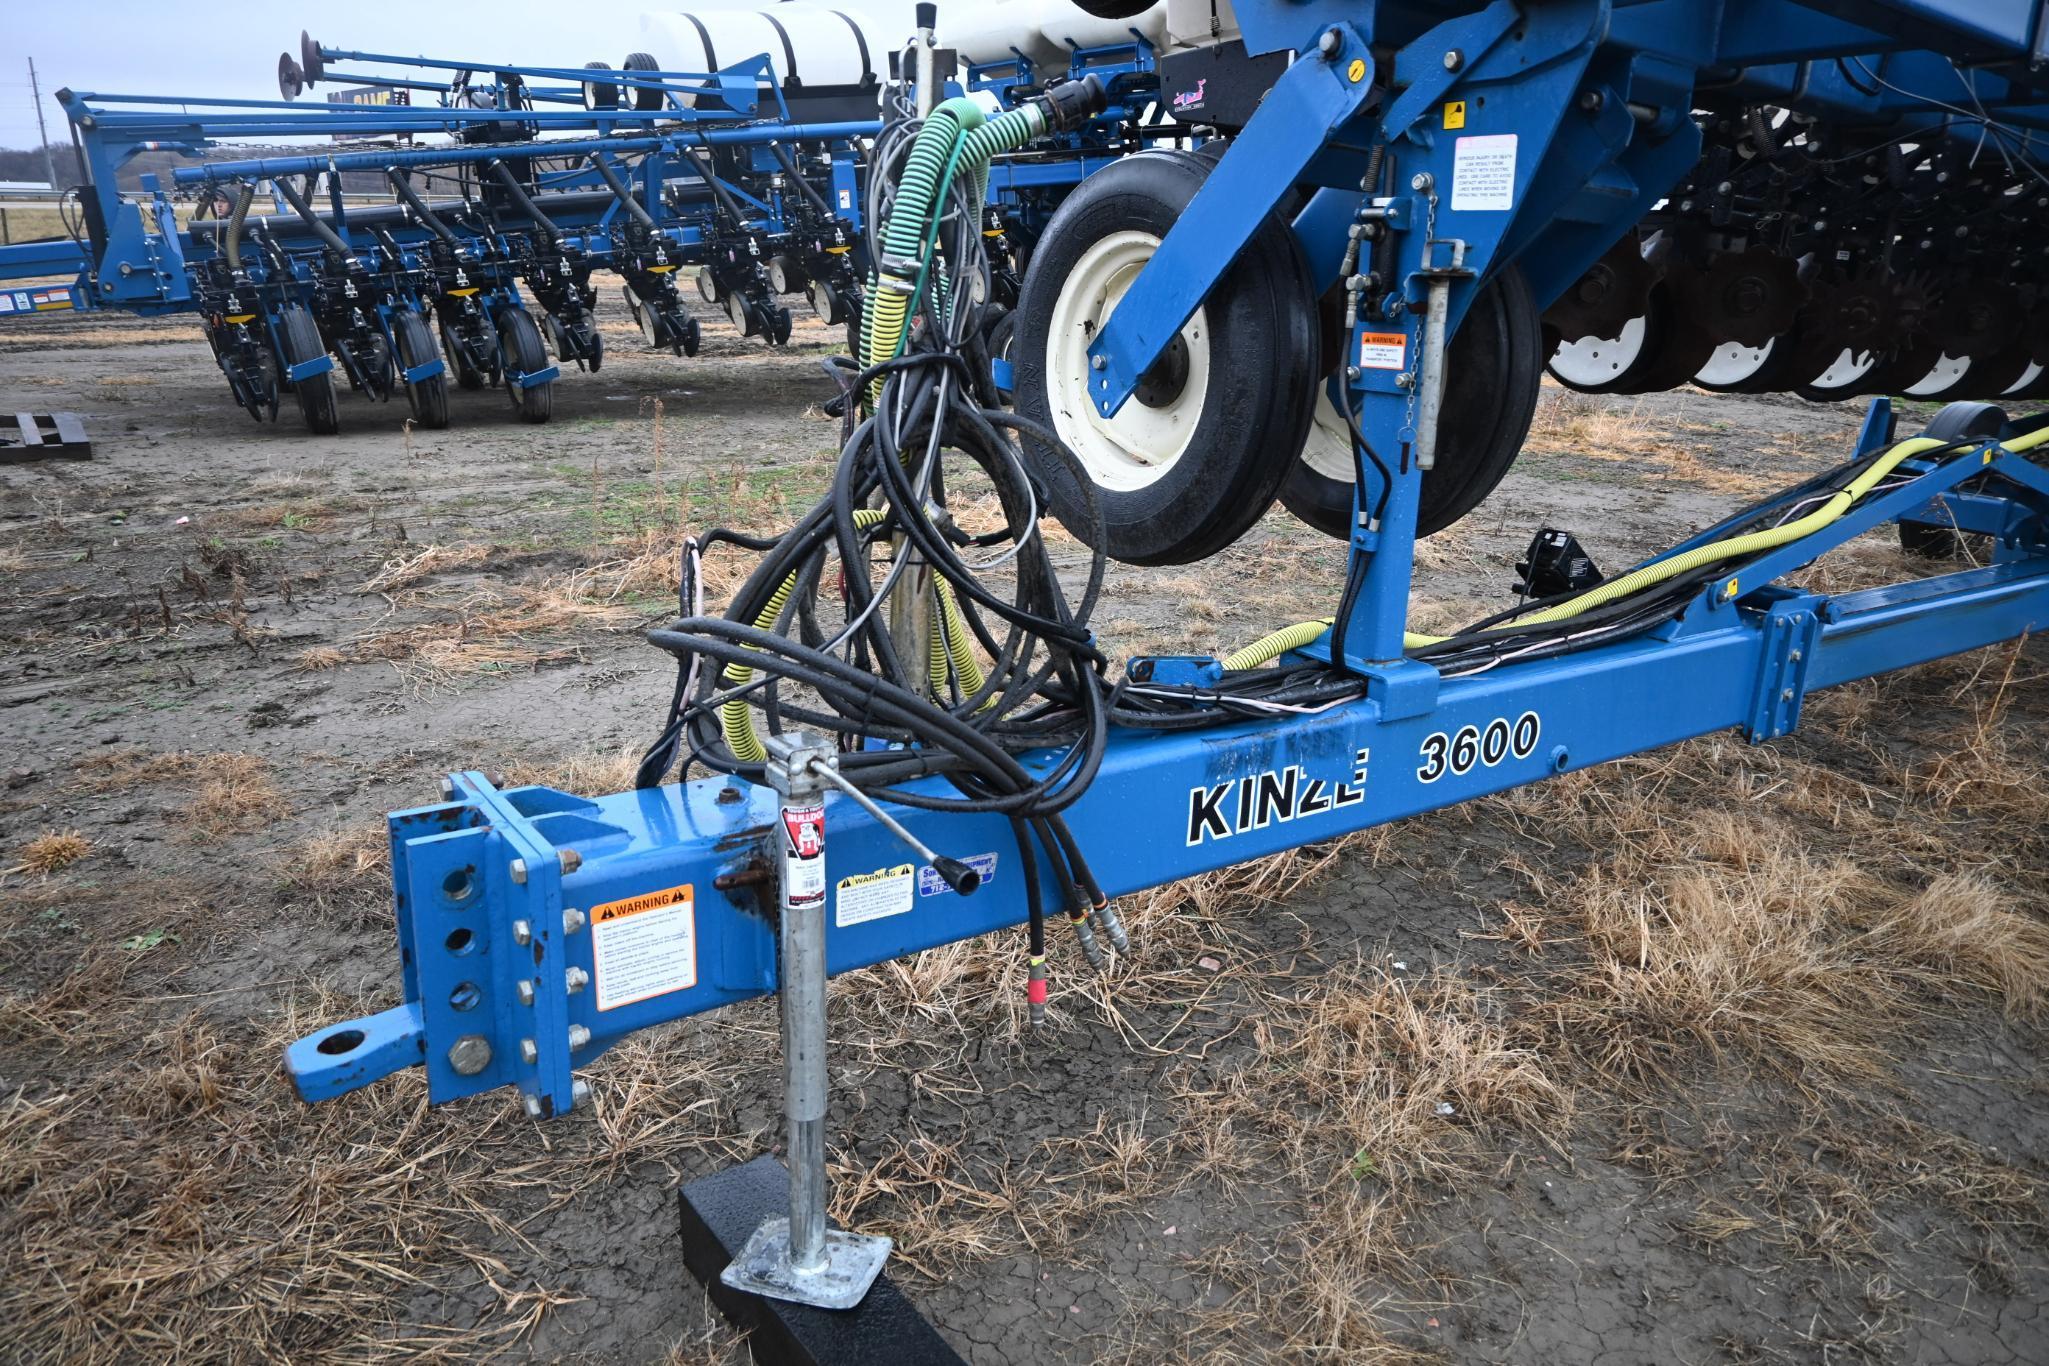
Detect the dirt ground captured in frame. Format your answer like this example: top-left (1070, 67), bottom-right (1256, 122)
top-left (2, 288), bottom-right (2045, 1365)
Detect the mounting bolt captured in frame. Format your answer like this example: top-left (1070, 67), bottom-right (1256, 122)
top-left (1410, 171), bottom-right (1434, 193)
top-left (568, 1024), bottom-right (591, 1050)
top-left (520, 1038), bottom-right (538, 1065)
top-left (1395, 371), bottom-right (1416, 389)
top-left (1789, 649), bottom-right (1803, 662)
top-left (523, 1094), bottom-right (544, 1119)
top-left (1579, 89), bottom-right (1605, 112)
top-left (516, 979), bottom-right (535, 1007)
top-left (447, 1035), bottom-right (492, 1076)
top-left (440, 777), bottom-right (457, 800)
top-left (559, 848), bottom-right (583, 875)
top-left (563, 907), bottom-right (587, 935)
top-left (1781, 688), bottom-right (1796, 702)
top-left (1090, 354), bottom-right (1106, 371)
top-left (571, 1079), bottom-right (591, 1109)
top-left (509, 858), bottom-right (528, 885)
top-left (1345, 366), bottom-right (1362, 380)
top-left (1442, 49), bottom-right (1463, 71)
top-left (566, 967), bottom-right (589, 994)
top-left (1317, 27), bottom-right (1343, 60)
top-left (512, 918), bottom-right (532, 946)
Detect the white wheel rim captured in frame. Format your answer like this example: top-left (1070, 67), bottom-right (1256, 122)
top-left (1695, 339), bottom-right (1774, 388)
top-left (1046, 230), bottom-right (1211, 493)
top-left (1548, 315), bottom-right (1648, 387)
top-left (2003, 361), bottom-right (2042, 397)
top-left (1808, 348), bottom-right (1877, 392)
top-left (1905, 353), bottom-right (1970, 396)
top-left (1301, 383), bottom-right (1354, 482)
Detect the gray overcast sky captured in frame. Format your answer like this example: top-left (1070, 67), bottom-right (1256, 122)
top-left (4, 3), bottom-right (654, 149)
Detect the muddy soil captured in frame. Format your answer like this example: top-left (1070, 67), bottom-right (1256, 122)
top-left (2, 294), bottom-right (2044, 1365)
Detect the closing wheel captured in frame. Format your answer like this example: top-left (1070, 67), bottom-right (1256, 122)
top-left (1013, 150), bottom-right (1319, 566)
top-left (1905, 348), bottom-right (2032, 404)
top-left (279, 304), bottom-right (338, 435)
top-left (392, 309), bottom-right (449, 429)
top-left (440, 319), bottom-right (486, 390)
top-left (496, 307), bottom-right (553, 425)
top-left (1279, 266), bottom-right (1542, 541)
top-left (1796, 348), bottom-right (1883, 403)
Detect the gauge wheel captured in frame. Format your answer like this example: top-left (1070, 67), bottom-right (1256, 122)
top-left (1011, 149), bottom-right (1320, 566)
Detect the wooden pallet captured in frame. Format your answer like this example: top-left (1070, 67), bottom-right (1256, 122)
top-left (0, 412), bottom-right (91, 462)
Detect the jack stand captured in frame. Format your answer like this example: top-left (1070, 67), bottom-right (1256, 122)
top-left (720, 732), bottom-right (892, 1311)
top-left (683, 730), bottom-right (961, 1363)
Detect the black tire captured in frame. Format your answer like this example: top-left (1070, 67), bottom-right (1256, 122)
top-left (1013, 149), bottom-right (1320, 566)
top-left (441, 319), bottom-right (486, 390)
top-left (1899, 402), bottom-right (2007, 558)
top-left (585, 325), bottom-right (604, 375)
top-left (1279, 266), bottom-right (1543, 541)
top-left (1073, 0), bottom-right (1153, 16)
top-left (393, 309), bottom-right (449, 429)
top-left (496, 307), bottom-right (553, 424)
top-left (279, 304), bottom-right (339, 435)
top-left (582, 60), bottom-right (620, 112)
top-left (623, 52), bottom-right (663, 113)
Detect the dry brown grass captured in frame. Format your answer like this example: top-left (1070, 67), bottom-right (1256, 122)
top-left (281, 824), bottom-right (390, 911)
top-left (503, 744), bottom-right (643, 797)
top-left (361, 542), bottom-right (493, 594)
top-left (302, 581), bottom-right (636, 684)
top-left (73, 750), bottom-right (288, 838)
top-left (12, 830), bottom-right (91, 875)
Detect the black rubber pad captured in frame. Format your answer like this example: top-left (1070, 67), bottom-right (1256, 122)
top-left (677, 1155), bottom-right (966, 1366)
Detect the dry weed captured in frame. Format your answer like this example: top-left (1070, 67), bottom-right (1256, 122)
top-left (12, 830), bottom-right (91, 875)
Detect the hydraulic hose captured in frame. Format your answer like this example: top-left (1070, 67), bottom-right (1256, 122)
top-left (275, 175), bottom-right (354, 258)
top-left (675, 143), bottom-right (750, 226)
top-left (586, 153), bottom-right (660, 231)
top-left (223, 182), bottom-right (255, 273)
top-left (485, 159), bottom-right (560, 244)
top-left (386, 170), bottom-right (465, 248)
top-left (1230, 424), bottom-right (2049, 668)
top-left (718, 506), bottom-right (996, 762)
top-left (770, 141), bottom-right (835, 217)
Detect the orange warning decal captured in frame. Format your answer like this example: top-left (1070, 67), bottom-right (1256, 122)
top-left (593, 883), bottom-right (693, 922)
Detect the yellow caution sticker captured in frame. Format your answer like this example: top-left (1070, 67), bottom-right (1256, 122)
top-left (590, 883), bottom-right (696, 1010)
top-left (1444, 100), bottom-right (1466, 130)
top-left (447, 287), bottom-right (480, 297)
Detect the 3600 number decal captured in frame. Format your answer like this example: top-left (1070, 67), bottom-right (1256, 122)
top-left (1417, 711), bottom-right (1540, 783)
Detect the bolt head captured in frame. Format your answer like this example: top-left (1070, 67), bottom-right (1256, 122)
top-left (447, 1034), bottom-right (492, 1076)
top-left (440, 777), bottom-right (457, 800)
top-left (520, 1038), bottom-right (538, 1065)
top-left (1318, 28), bottom-right (1342, 58)
top-left (1089, 354), bottom-right (1106, 371)
top-left (523, 1094), bottom-right (544, 1119)
top-left (512, 918), bottom-right (532, 946)
top-left (1442, 49), bottom-right (1462, 71)
top-left (559, 848), bottom-right (583, 875)
top-left (563, 907), bottom-right (586, 935)
top-left (566, 967), bottom-right (589, 994)
top-left (1781, 688), bottom-right (1796, 702)
top-left (571, 1079), bottom-right (590, 1109)
top-left (568, 1024), bottom-right (591, 1050)
top-left (509, 858), bottom-right (528, 885)
top-left (517, 979), bottom-right (535, 1006)
top-left (1410, 171), bottom-right (1433, 192)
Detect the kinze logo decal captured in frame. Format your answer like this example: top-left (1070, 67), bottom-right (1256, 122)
top-left (1187, 749), bottom-right (1369, 846)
